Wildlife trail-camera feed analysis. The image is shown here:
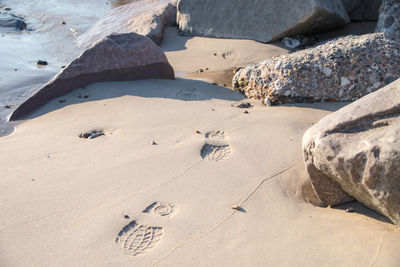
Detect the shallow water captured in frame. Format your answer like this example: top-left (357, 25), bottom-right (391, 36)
top-left (0, 0), bottom-right (130, 136)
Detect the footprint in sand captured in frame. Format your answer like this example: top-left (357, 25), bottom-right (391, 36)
top-left (201, 130), bottom-right (232, 161)
top-left (143, 201), bottom-right (176, 217)
top-left (176, 88), bottom-right (197, 100)
top-left (116, 201), bottom-right (176, 256)
top-left (79, 129), bottom-right (105, 139)
top-left (221, 49), bottom-right (239, 61)
top-left (116, 220), bottom-right (163, 257)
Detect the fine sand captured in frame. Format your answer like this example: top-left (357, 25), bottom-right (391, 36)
top-left (0, 14), bottom-right (399, 267)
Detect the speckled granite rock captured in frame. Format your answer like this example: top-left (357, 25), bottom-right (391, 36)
top-left (10, 33), bottom-right (174, 120)
top-left (342, 0), bottom-right (382, 21)
top-left (302, 79), bottom-right (400, 225)
top-left (177, 0), bottom-right (349, 43)
top-left (376, 0), bottom-right (400, 39)
top-left (233, 33), bottom-right (400, 105)
top-left (77, 0), bottom-right (177, 48)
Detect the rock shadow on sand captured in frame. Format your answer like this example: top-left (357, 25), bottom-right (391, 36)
top-left (15, 78), bottom-right (245, 120)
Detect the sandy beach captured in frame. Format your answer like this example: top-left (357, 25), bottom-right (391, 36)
top-left (1, 1), bottom-right (400, 266)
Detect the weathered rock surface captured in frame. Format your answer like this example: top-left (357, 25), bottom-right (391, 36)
top-left (0, 13), bottom-right (26, 31)
top-left (376, 0), bottom-right (400, 39)
top-left (10, 33), bottom-right (174, 120)
top-left (77, 0), bottom-right (177, 48)
top-left (342, 0), bottom-right (382, 21)
top-left (176, 0), bottom-right (349, 43)
top-left (302, 79), bottom-right (400, 225)
top-left (233, 33), bottom-right (400, 105)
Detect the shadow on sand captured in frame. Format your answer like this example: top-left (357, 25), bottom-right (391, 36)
top-left (17, 78), bottom-right (245, 121)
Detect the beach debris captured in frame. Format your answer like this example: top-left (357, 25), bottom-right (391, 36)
top-left (282, 37), bottom-right (301, 49)
top-left (79, 130), bottom-right (105, 139)
top-left (70, 28), bottom-right (78, 36)
top-left (345, 208), bottom-right (355, 213)
top-left (37, 60), bottom-right (48, 66)
top-left (231, 205), bottom-right (245, 212)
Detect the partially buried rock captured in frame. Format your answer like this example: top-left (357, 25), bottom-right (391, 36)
top-left (0, 13), bottom-right (26, 31)
top-left (376, 0), bottom-right (400, 40)
top-left (302, 79), bottom-right (400, 225)
top-left (10, 33), bottom-right (174, 120)
top-left (233, 33), bottom-right (400, 105)
top-left (177, 0), bottom-right (349, 43)
top-left (77, 0), bottom-right (177, 48)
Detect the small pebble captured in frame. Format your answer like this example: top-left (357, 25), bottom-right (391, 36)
top-left (37, 60), bottom-right (48, 66)
top-left (124, 215), bottom-right (130, 219)
top-left (61, 21), bottom-right (66, 25)
top-left (59, 99), bottom-right (66, 103)
top-left (244, 111), bottom-right (249, 114)
top-left (4, 105), bottom-right (11, 109)
top-left (236, 102), bottom-right (252, 109)
top-left (345, 208), bottom-right (355, 213)
top-left (83, 95), bottom-right (89, 99)
top-left (195, 130), bottom-right (201, 134)
top-left (152, 141), bottom-right (158, 145)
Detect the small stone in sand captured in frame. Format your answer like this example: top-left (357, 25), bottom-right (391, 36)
top-left (37, 60), bottom-right (48, 66)
top-left (61, 21), bottom-right (66, 25)
top-left (14, 69), bottom-right (17, 71)
top-left (213, 53), bottom-right (217, 56)
top-left (152, 141), bottom-right (158, 145)
top-left (4, 7), bottom-right (11, 11)
top-left (236, 102), bottom-right (252, 109)
top-left (196, 130), bottom-right (201, 134)
top-left (197, 69), bottom-right (204, 73)
top-left (231, 205), bottom-right (243, 211)
top-left (61, 66), bottom-right (66, 68)
top-left (124, 215), bottom-right (130, 219)
top-left (4, 105), bottom-right (11, 109)
top-left (244, 111), bottom-right (249, 114)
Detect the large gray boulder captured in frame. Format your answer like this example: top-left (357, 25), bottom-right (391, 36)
top-left (77, 0), bottom-right (177, 48)
top-left (10, 33), bottom-right (174, 120)
top-left (176, 0), bottom-right (349, 43)
top-left (302, 79), bottom-right (400, 225)
top-left (342, 0), bottom-right (382, 21)
top-left (376, 0), bottom-right (400, 39)
top-left (233, 33), bottom-right (400, 105)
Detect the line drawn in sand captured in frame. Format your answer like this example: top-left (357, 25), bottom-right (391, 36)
top-left (116, 220), bottom-right (163, 256)
top-left (143, 201), bottom-right (176, 217)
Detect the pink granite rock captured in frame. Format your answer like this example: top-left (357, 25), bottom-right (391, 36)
top-left (10, 33), bottom-right (174, 120)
